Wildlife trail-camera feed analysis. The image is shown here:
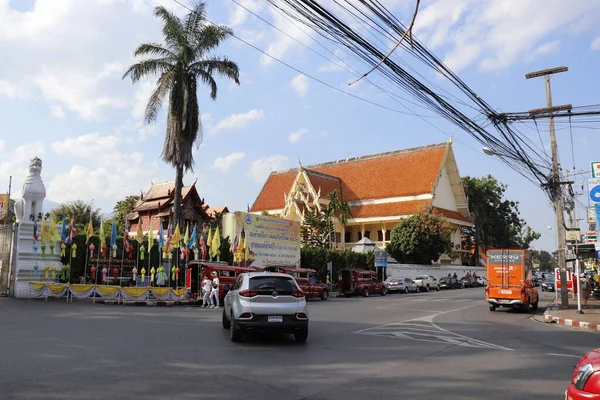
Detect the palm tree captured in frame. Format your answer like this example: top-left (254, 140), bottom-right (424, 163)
top-left (123, 2), bottom-right (240, 227)
top-left (325, 189), bottom-right (353, 248)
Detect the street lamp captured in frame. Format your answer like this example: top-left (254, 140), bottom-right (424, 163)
top-left (482, 147), bottom-right (548, 169)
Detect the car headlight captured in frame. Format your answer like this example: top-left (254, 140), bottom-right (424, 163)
top-left (574, 363), bottom-right (594, 390)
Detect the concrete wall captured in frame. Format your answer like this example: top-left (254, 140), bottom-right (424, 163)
top-left (385, 263), bottom-right (486, 281)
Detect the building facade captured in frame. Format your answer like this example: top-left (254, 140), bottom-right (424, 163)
top-left (249, 141), bottom-right (473, 264)
top-left (127, 181), bottom-right (210, 236)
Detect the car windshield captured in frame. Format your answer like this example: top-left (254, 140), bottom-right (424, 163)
top-left (249, 276), bottom-right (298, 294)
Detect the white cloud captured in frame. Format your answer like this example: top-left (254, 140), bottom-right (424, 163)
top-left (529, 40), bottom-right (561, 60)
top-left (229, 0), bottom-right (265, 26)
top-left (212, 152), bottom-right (246, 174)
top-left (592, 36), bottom-right (600, 50)
top-left (290, 75), bottom-right (309, 97)
top-left (132, 81), bottom-right (155, 120)
top-left (260, 8), bottom-right (314, 67)
top-left (50, 104), bottom-right (65, 119)
top-left (0, 140), bottom-right (4, 152)
top-left (414, 0), bottom-right (600, 72)
top-left (249, 155), bottom-right (289, 183)
top-left (51, 132), bottom-right (119, 158)
top-left (288, 128), bottom-right (309, 144)
top-left (209, 109), bottom-right (264, 135)
top-left (0, 141), bottom-right (46, 192)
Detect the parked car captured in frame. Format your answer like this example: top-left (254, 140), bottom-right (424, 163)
top-left (459, 276), bottom-right (475, 288)
top-left (566, 347), bottom-right (600, 398)
top-left (396, 277), bottom-right (419, 294)
top-left (222, 272), bottom-right (309, 343)
top-left (541, 278), bottom-right (555, 292)
top-left (438, 277), bottom-right (462, 290)
top-left (414, 275), bottom-right (439, 292)
top-left (338, 269), bottom-right (386, 297)
top-left (272, 267), bottom-right (329, 300)
top-left (384, 278), bottom-right (404, 293)
top-left (473, 276), bottom-right (486, 287)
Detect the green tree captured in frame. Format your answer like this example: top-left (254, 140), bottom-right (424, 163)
top-left (301, 209), bottom-right (333, 248)
top-left (323, 189), bottom-right (352, 248)
top-left (386, 212), bottom-right (454, 264)
top-left (531, 249), bottom-right (556, 271)
top-left (4, 198), bottom-right (15, 224)
top-left (50, 200), bottom-right (102, 232)
top-left (462, 175), bottom-right (540, 264)
top-left (113, 195), bottom-right (140, 225)
top-left (123, 2), bottom-right (240, 227)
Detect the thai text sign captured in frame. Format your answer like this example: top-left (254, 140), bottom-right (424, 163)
top-left (235, 211), bottom-right (300, 267)
top-left (0, 194), bottom-right (8, 222)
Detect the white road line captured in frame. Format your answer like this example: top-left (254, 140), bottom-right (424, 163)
top-left (547, 353), bottom-right (581, 358)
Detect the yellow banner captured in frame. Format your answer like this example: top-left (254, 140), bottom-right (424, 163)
top-left (0, 193), bottom-right (9, 222)
top-left (122, 287), bottom-right (149, 297)
top-left (30, 282), bottom-right (47, 291)
top-left (96, 285), bottom-right (119, 296)
top-left (234, 212), bottom-right (301, 268)
top-left (151, 288), bottom-right (170, 297)
top-left (47, 284), bottom-right (67, 295)
top-left (172, 288), bottom-right (186, 297)
top-left (70, 284), bottom-right (96, 294)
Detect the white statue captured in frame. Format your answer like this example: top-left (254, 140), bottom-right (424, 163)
top-left (14, 157), bottom-right (46, 223)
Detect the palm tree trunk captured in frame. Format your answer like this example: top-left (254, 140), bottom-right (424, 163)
top-left (173, 164), bottom-right (183, 228)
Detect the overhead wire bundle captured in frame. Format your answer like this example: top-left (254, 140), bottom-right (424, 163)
top-left (261, 0), bottom-right (556, 196)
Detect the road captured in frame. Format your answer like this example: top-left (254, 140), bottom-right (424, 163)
top-left (0, 288), bottom-right (596, 399)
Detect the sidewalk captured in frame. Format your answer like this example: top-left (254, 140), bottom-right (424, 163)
top-left (544, 296), bottom-right (600, 333)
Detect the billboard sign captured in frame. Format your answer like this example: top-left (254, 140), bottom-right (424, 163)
top-left (589, 178), bottom-right (600, 205)
top-left (588, 207), bottom-right (597, 224)
top-left (592, 162), bottom-right (600, 178)
top-left (233, 211), bottom-right (301, 268)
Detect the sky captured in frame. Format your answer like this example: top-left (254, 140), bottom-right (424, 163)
top-left (1, 0), bottom-right (600, 252)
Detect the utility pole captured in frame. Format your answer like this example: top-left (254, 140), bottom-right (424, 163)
top-left (525, 66), bottom-right (569, 307)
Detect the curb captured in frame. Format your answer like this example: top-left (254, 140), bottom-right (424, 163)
top-left (543, 300), bottom-right (600, 333)
top-left (93, 300), bottom-right (195, 307)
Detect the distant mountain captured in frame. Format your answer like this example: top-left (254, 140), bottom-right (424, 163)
top-left (43, 199), bottom-right (61, 213)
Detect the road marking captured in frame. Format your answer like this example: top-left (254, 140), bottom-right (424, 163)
top-left (353, 304), bottom-right (513, 351)
top-left (547, 353), bottom-right (581, 358)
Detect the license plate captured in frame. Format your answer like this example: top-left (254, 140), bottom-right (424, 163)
top-left (499, 289), bottom-right (512, 294)
top-left (268, 316), bottom-right (283, 323)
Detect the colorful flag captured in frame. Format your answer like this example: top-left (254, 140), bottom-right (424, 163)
top-left (199, 235), bottom-right (207, 260)
top-left (50, 218), bottom-right (61, 242)
top-left (188, 224), bottom-right (197, 249)
top-left (99, 220), bottom-right (105, 246)
top-left (148, 220), bottom-right (155, 253)
top-left (207, 227), bottom-right (214, 252)
top-left (123, 222), bottom-right (130, 248)
top-left (66, 215), bottom-right (76, 244)
top-left (211, 226), bottom-right (221, 261)
top-left (136, 220), bottom-right (143, 243)
top-left (158, 221), bottom-right (164, 251)
top-left (40, 215), bottom-right (48, 242)
top-left (183, 224), bottom-right (190, 249)
top-left (171, 223), bottom-right (181, 249)
top-left (232, 232), bottom-right (239, 263)
top-left (243, 231), bottom-right (250, 260)
top-left (110, 220), bottom-right (117, 247)
top-left (60, 216), bottom-right (67, 241)
top-left (86, 215), bottom-right (94, 244)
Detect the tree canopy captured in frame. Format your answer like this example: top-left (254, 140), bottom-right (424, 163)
top-left (49, 200), bottom-right (102, 232)
top-left (530, 249), bottom-right (557, 271)
top-left (386, 211), bottom-right (454, 264)
top-left (113, 195), bottom-right (140, 223)
top-left (462, 175), bottom-right (540, 255)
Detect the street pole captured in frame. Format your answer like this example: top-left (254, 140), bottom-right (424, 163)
top-left (576, 258), bottom-right (583, 314)
top-left (526, 66), bottom-right (569, 307)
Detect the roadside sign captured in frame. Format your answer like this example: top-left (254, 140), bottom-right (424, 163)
top-left (555, 268), bottom-right (573, 290)
top-left (374, 249), bottom-right (388, 267)
top-left (565, 230), bottom-right (580, 242)
top-left (588, 207), bottom-right (597, 224)
top-left (587, 231), bottom-right (598, 243)
top-left (589, 178), bottom-right (600, 205)
top-left (592, 162), bottom-right (600, 178)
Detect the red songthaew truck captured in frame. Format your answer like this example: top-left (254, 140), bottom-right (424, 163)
top-left (485, 248), bottom-right (539, 312)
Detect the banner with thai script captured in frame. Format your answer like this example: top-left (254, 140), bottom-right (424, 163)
top-left (234, 211), bottom-right (300, 268)
top-left (0, 194), bottom-right (9, 222)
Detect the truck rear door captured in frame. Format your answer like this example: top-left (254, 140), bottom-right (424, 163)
top-left (487, 249), bottom-right (524, 299)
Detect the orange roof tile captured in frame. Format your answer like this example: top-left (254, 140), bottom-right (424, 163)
top-left (433, 207), bottom-right (471, 223)
top-left (305, 170), bottom-right (342, 199)
top-left (250, 143), bottom-right (448, 212)
top-left (350, 200), bottom-right (431, 218)
top-left (206, 206), bottom-right (229, 217)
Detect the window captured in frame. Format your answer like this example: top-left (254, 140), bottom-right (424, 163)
top-left (345, 231), bottom-right (352, 243)
top-left (377, 230), bottom-right (383, 241)
top-left (249, 276), bottom-right (298, 293)
top-left (357, 232), bottom-right (362, 240)
top-left (296, 272), bottom-right (309, 279)
top-left (219, 270), bottom-right (234, 278)
top-left (364, 231), bottom-right (370, 239)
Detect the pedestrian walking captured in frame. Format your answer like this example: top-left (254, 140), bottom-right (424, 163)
top-left (202, 274), bottom-right (212, 308)
top-left (209, 271), bottom-right (220, 308)
top-left (581, 274), bottom-right (591, 308)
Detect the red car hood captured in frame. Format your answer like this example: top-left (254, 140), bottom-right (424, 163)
top-left (573, 348), bottom-right (600, 381)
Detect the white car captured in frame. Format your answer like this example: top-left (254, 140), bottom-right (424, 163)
top-left (414, 275), bottom-right (440, 292)
top-left (222, 272), bottom-right (309, 343)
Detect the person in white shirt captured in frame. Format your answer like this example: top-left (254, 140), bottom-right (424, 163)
top-left (202, 274), bottom-right (212, 308)
top-left (209, 271), bottom-right (220, 308)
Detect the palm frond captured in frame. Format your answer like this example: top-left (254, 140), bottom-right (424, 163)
top-left (145, 70), bottom-right (175, 123)
top-left (184, 2), bottom-right (207, 36)
top-left (189, 57), bottom-right (240, 87)
top-left (195, 69), bottom-right (218, 99)
top-left (122, 59), bottom-right (173, 82)
top-left (134, 43), bottom-right (176, 59)
top-left (192, 24), bottom-right (233, 58)
top-left (154, 6), bottom-right (186, 50)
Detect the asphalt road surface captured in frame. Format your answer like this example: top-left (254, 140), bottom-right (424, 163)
top-left (0, 288), bottom-right (596, 400)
